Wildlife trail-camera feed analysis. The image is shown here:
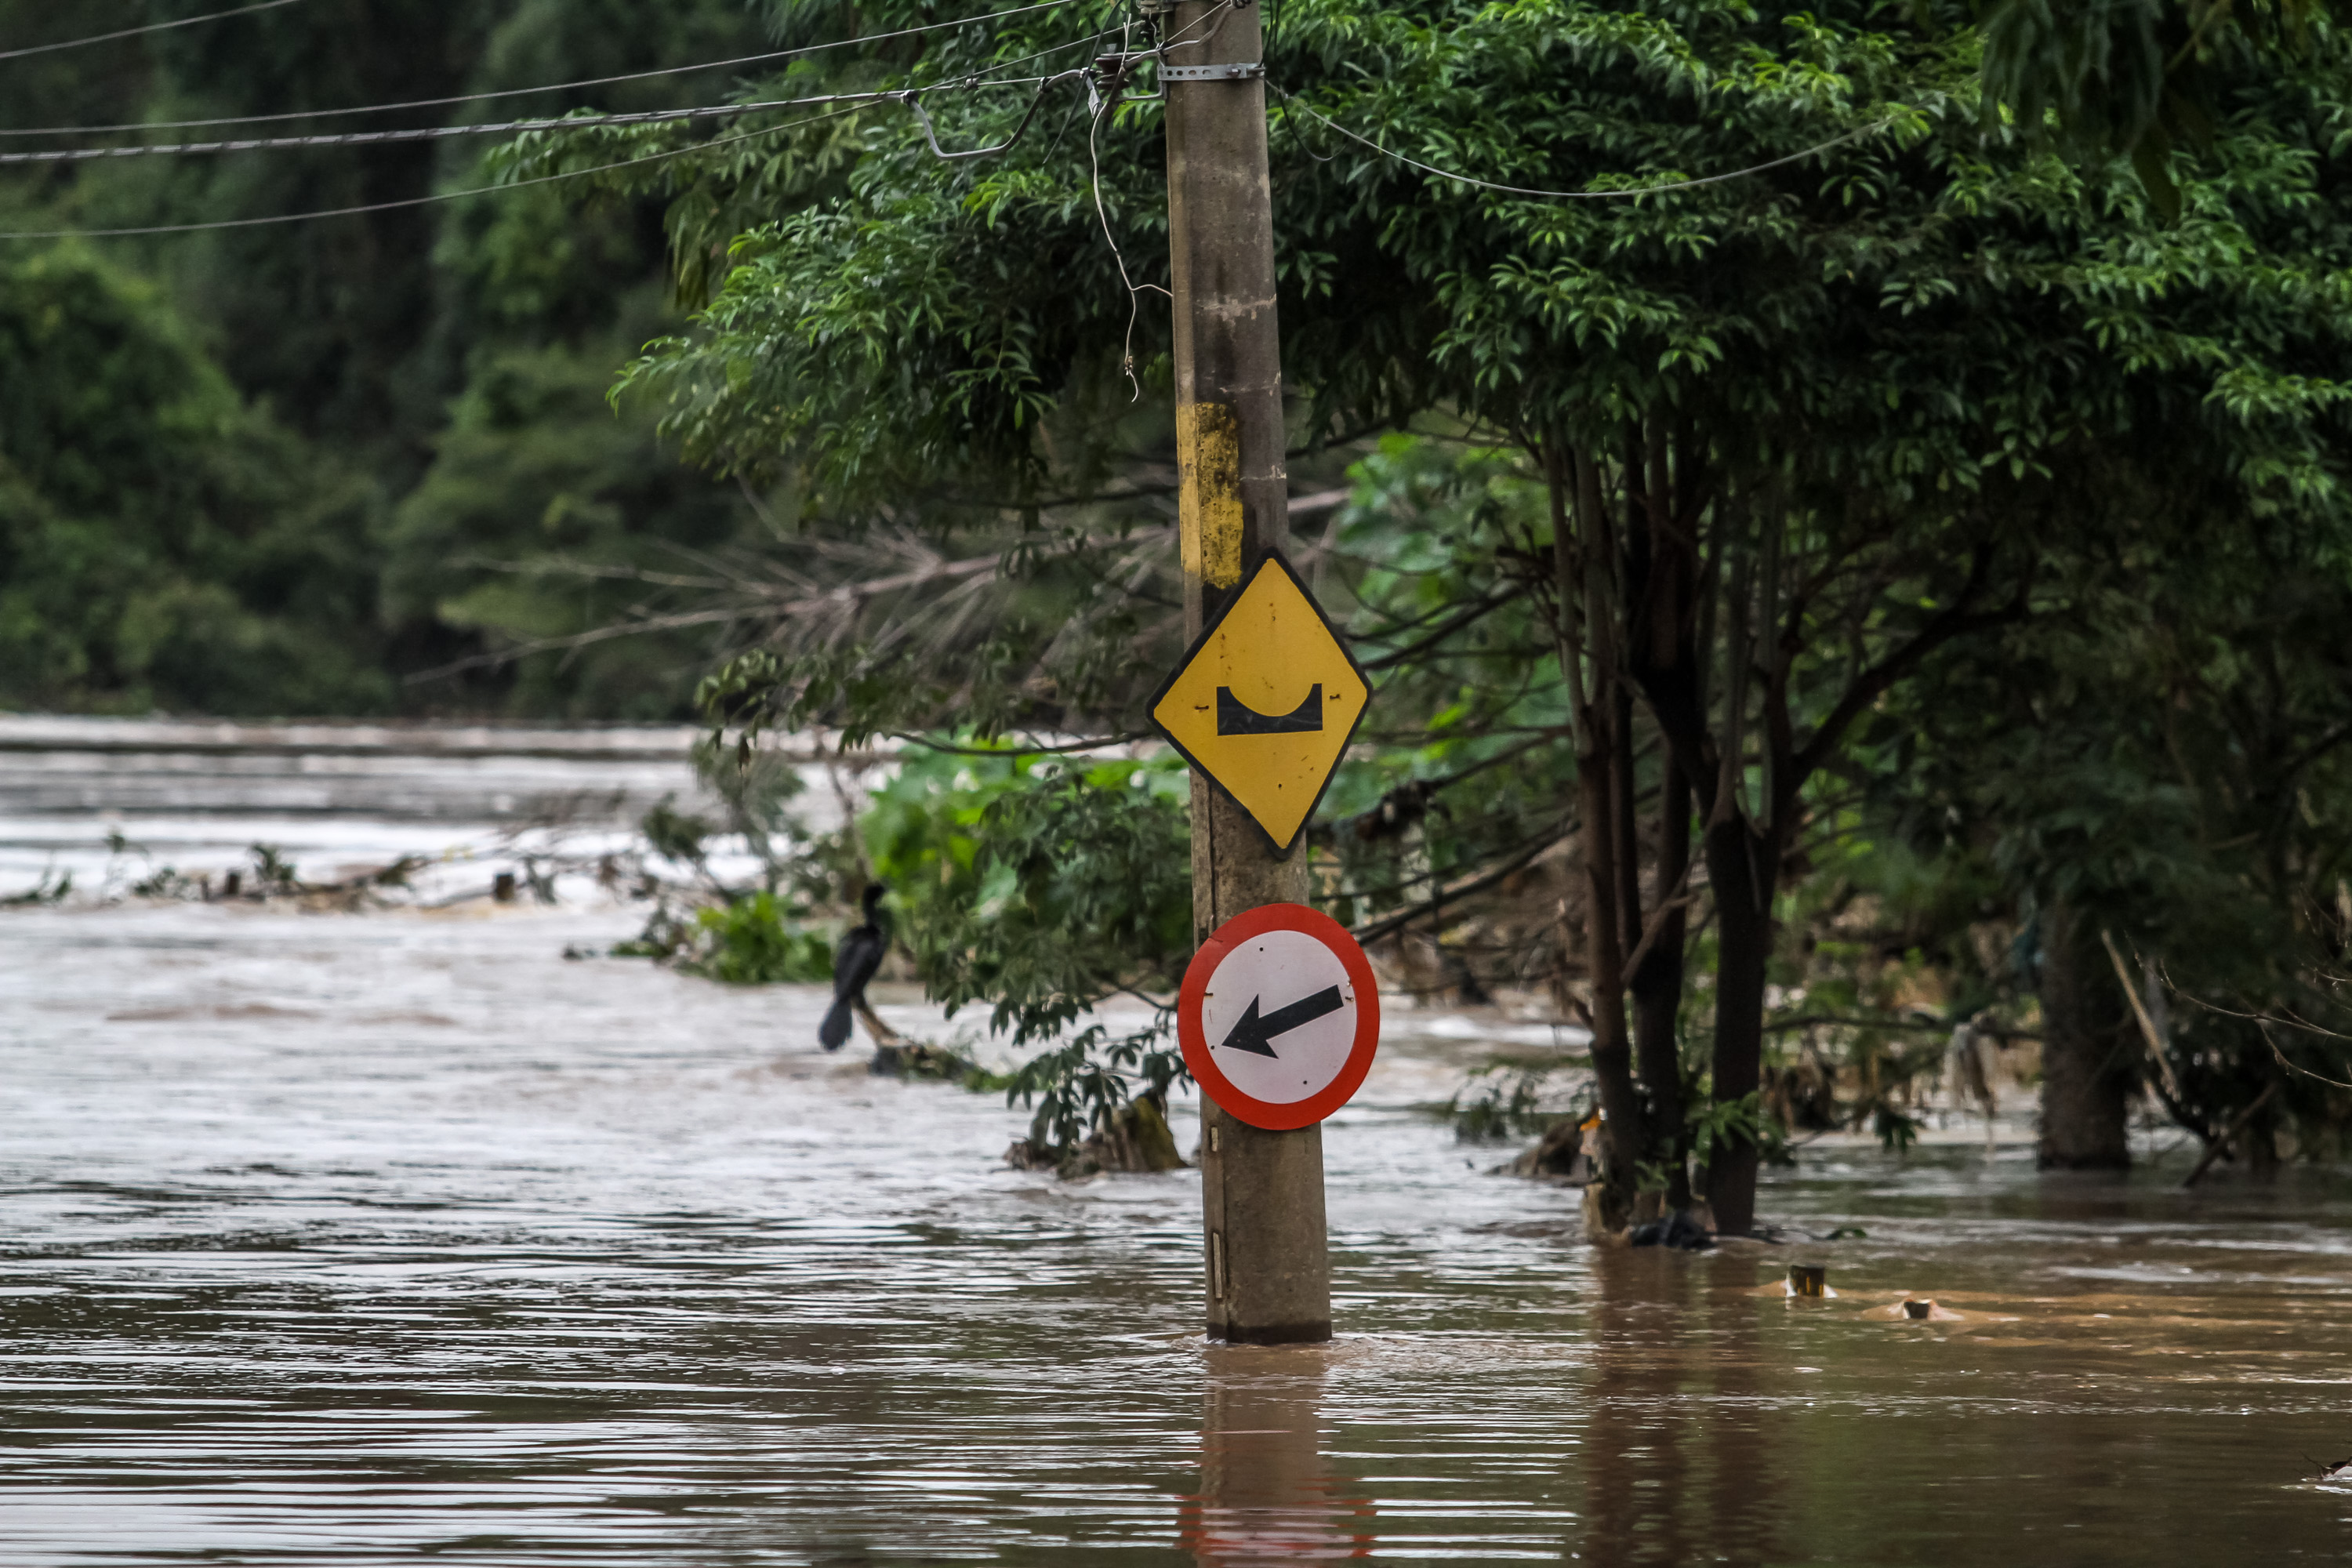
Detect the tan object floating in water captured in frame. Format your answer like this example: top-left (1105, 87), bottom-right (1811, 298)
top-left (1885, 1296), bottom-right (1965, 1322)
top-left (1787, 1265), bottom-right (1830, 1298)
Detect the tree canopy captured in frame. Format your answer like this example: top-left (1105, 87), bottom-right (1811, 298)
top-left (0, 0), bottom-right (782, 715)
top-left (553, 0), bottom-right (2352, 1214)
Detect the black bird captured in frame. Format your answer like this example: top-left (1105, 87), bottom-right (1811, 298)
top-left (819, 882), bottom-right (889, 1051)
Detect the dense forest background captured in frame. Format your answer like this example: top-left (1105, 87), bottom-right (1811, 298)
top-left (0, 0), bottom-right (776, 717)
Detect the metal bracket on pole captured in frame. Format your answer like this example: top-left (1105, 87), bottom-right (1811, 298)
top-left (1160, 61), bottom-right (1265, 81)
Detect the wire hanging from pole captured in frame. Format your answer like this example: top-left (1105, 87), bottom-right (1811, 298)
top-left (1087, 64), bottom-right (1167, 402)
top-left (1080, 0), bottom-right (1242, 401)
top-left (899, 71), bottom-right (1087, 160)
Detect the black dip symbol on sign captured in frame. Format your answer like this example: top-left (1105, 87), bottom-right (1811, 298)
top-left (1216, 684), bottom-right (1324, 736)
top-left (1218, 985), bottom-right (1345, 1058)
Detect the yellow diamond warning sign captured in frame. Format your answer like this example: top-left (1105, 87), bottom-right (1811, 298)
top-left (1149, 552), bottom-right (1371, 852)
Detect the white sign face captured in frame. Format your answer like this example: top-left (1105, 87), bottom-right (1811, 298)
top-left (1196, 928), bottom-right (1362, 1107)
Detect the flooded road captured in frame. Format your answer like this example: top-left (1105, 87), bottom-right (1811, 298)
top-left (4, 721), bottom-right (2352, 1563)
top-left (6, 906), bottom-right (2352, 1564)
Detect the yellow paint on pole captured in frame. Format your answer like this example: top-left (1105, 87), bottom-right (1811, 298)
top-left (1178, 401), bottom-right (1244, 589)
top-left (1149, 553), bottom-right (1371, 853)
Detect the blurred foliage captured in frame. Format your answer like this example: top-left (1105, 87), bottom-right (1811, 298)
top-left (1447, 1061), bottom-right (1589, 1145)
top-left (1849, 503), bottom-right (2352, 1158)
top-left (0, 245), bottom-right (386, 713)
top-left (681, 892), bottom-right (836, 985)
top-left (0, 0), bottom-right (778, 716)
top-left (1976, 0), bottom-right (2344, 216)
top-left (639, 798), bottom-right (720, 871)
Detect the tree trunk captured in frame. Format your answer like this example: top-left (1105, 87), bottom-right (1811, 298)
top-left (2036, 900), bottom-right (2132, 1171)
top-left (1701, 811), bottom-right (1780, 1235)
top-left (1548, 444), bottom-right (1644, 1226)
top-left (1630, 750), bottom-right (1691, 1208)
top-left (1577, 733), bottom-right (1646, 1214)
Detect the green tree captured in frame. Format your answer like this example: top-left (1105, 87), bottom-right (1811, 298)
top-left (525, 0), bottom-right (2352, 1229)
top-left (0, 245), bottom-right (387, 713)
top-left (857, 747), bottom-right (1197, 1149)
top-left (1876, 499), bottom-right (2352, 1169)
top-left (1976, 0), bottom-right (2343, 213)
top-left (0, 0), bottom-right (786, 717)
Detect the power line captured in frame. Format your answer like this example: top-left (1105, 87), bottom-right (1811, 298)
top-left (1274, 86), bottom-right (1895, 200)
top-left (0, 0), bottom-right (304, 62)
top-left (0, 83), bottom-right (1045, 165)
top-left (0, 100), bottom-right (879, 240)
top-left (0, 60), bottom-right (1094, 239)
top-left (0, 0), bottom-right (1078, 137)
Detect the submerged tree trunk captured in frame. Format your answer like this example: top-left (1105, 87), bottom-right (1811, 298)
top-left (1630, 750), bottom-right (1692, 1209)
top-left (1701, 810), bottom-right (1782, 1235)
top-left (2037, 900), bottom-right (2132, 1170)
top-left (1548, 445), bottom-right (1644, 1225)
top-left (1577, 730), bottom-right (1645, 1216)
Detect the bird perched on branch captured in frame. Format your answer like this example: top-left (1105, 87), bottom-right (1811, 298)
top-left (819, 882), bottom-right (889, 1051)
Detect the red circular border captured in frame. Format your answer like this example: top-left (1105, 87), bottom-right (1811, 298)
top-left (1178, 902), bottom-right (1381, 1131)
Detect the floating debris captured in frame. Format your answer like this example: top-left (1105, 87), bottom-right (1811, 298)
top-left (1875, 1295), bottom-right (1967, 1322)
top-left (1628, 1209), bottom-right (1714, 1250)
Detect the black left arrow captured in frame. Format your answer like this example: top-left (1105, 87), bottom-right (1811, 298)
top-left (1217, 985), bottom-right (1346, 1058)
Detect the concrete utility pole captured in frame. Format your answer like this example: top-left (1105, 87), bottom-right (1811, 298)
top-left (1162, 0), bottom-right (1330, 1345)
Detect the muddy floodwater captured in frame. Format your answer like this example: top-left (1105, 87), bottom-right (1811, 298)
top-left (5, 722), bottom-right (2352, 1563)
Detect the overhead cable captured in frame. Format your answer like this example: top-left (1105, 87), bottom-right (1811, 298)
top-left (0, 0), bottom-right (304, 62)
top-left (0, 100), bottom-right (878, 240)
top-left (1274, 86), bottom-right (1895, 199)
top-left (0, 0), bottom-right (1077, 136)
top-left (900, 71), bottom-right (1083, 159)
top-left (0, 83), bottom-right (1043, 165)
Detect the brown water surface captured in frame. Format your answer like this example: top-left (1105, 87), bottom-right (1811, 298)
top-left (4, 903), bottom-right (2350, 1564)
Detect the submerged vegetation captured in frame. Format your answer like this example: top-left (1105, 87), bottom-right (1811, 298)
top-left (604, 744), bottom-right (1196, 1166)
top-left (615, 893), bottom-right (837, 986)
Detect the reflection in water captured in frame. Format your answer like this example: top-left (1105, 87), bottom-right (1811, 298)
top-left (1183, 1348), bottom-right (1370, 1564)
top-left (1578, 1250), bottom-right (1784, 1567)
top-left (1704, 1252), bottom-right (1785, 1568)
top-left (1581, 1250), bottom-right (1693, 1567)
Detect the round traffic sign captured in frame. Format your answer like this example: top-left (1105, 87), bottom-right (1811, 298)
top-left (1178, 902), bottom-right (1380, 1131)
